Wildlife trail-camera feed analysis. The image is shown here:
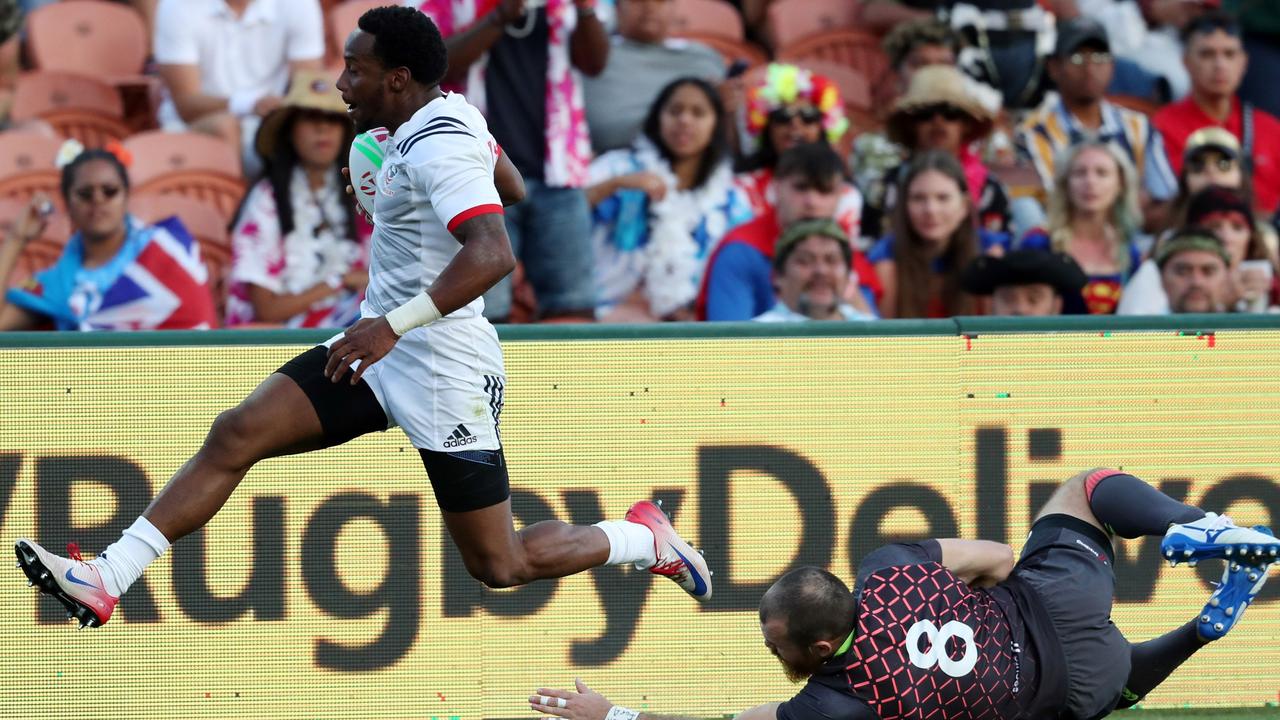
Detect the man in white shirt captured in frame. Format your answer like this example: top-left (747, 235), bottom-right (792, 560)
top-left (15, 6), bottom-right (711, 632)
top-left (153, 0), bottom-right (325, 175)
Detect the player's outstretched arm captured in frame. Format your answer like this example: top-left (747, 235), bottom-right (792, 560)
top-left (528, 679), bottom-right (781, 720)
top-left (935, 538), bottom-right (1016, 588)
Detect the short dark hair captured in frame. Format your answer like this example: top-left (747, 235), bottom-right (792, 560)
top-left (1181, 11), bottom-right (1242, 46)
top-left (883, 19), bottom-right (961, 71)
top-left (61, 149), bottom-right (129, 201)
top-left (642, 77), bottom-right (729, 190)
top-left (759, 567), bottom-right (855, 649)
top-left (774, 143), bottom-right (848, 194)
top-left (358, 6), bottom-right (449, 87)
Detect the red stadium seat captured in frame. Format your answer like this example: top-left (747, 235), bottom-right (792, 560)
top-left (12, 71), bottom-right (125, 121)
top-left (327, 0), bottom-right (385, 63)
top-left (678, 34), bottom-right (769, 68)
top-left (0, 133), bottom-right (65, 208)
top-left (124, 131), bottom-right (245, 219)
top-left (25, 1), bottom-right (148, 80)
top-left (768, 0), bottom-right (861, 49)
top-left (777, 29), bottom-right (891, 88)
top-left (670, 0), bottom-right (746, 41)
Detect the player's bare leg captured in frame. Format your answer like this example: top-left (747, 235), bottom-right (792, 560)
top-left (442, 500), bottom-right (611, 587)
top-left (16, 372), bottom-right (332, 627)
top-left (441, 495), bottom-right (712, 600)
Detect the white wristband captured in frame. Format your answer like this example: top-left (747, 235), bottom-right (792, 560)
top-left (605, 707), bottom-right (639, 720)
top-left (384, 292), bottom-right (442, 336)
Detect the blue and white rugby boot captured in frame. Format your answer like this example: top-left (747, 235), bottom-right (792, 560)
top-left (1162, 512), bottom-right (1280, 567)
top-left (1198, 561), bottom-right (1269, 641)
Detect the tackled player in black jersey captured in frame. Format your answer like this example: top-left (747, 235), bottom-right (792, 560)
top-left (530, 468), bottom-right (1279, 720)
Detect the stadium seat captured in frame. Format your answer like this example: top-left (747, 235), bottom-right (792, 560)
top-left (11, 70), bottom-right (132, 147)
top-left (777, 29), bottom-right (891, 87)
top-left (129, 193), bottom-right (233, 316)
top-left (670, 0), bottom-right (746, 41)
top-left (0, 133), bottom-right (64, 207)
top-left (767, 0), bottom-right (861, 49)
top-left (25, 1), bottom-right (149, 80)
top-left (327, 0), bottom-right (384, 63)
top-left (123, 132), bottom-right (246, 219)
top-left (678, 34), bottom-right (769, 67)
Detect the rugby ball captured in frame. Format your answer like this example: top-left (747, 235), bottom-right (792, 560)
top-left (349, 127), bottom-right (390, 219)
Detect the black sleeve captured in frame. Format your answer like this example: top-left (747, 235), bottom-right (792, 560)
top-left (854, 540), bottom-right (943, 594)
top-left (776, 681), bottom-right (879, 720)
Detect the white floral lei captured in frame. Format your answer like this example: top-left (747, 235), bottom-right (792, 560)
top-left (631, 137), bottom-right (736, 317)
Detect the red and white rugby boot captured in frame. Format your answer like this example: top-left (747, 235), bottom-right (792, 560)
top-left (15, 539), bottom-right (118, 629)
top-left (625, 500), bottom-right (712, 602)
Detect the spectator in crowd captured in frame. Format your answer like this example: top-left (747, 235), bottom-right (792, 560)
top-left (862, 64), bottom-right (1010, 241)
top-left (1017, 17), bottom-right (1177, 230)
top-left (700, 143), bottom-right (879, 321)
top-left (153, 0), bottom-right (326, 177)
top-left (587, 77), bottom-right (749, 322)
top-left (858, 0), bottom-right (1081, 110)
top-left (1019, 140), bottom-right (1141, 315)
top-left (225, 71), bottom-right (369, 328)
top-left (582, 0), bottom-right (724, 155)
top-left (735, 64), bottom-right (861, 241)
top-left (754, 219), bottom-right (876, 322)
top-left (425, 0), bottom-right (608, 322)
top-left (870, 150), bottom-right (1007, 319)
top-left (1075, 0), bottom-right (1210, 101)
top-left (960, 249), bottom-right (1088, 316)
top-left (1164, 128), bottom-right (1277, 246)
top-left (1120, 185), bottom-right (1277, 315)
top-left (852, 19), bottom-right (962, 205)
top-left (1227, 0), bottom-right (1280, 120)
top-left (0, 144), bottom-right (217, 331)
top-left (1153, 12), bottom-right (1280, 214)
top-left (1157, 227), bottom-right (1233, 313)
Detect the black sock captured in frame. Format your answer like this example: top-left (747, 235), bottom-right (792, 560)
top-left (1115, 620), bottom-right (1207, 709)
top-left (1085, 471), bottom-right (1205, 538)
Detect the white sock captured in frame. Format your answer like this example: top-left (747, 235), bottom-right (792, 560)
top-left (594, 520), bottom-right (657, 568)
top-left (91, 517), bottom-right (171, 597)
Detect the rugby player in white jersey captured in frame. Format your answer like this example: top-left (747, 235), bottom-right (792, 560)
top-left (14, 5), bottom-right (710, 630)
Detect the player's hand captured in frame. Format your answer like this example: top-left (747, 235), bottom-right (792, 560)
top-left (324, 317), bottom-right (398, 385)
top-left (342, 167), bottom-right (373, 224)
top-left (529, 679), bottom-right (612, 720)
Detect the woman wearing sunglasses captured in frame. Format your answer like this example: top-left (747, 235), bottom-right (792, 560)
top-left (861, 65), bottom-right (1011, 242)
top-left (0, 141), bottom-right (217, 331)
top-left (734, 63), bottom-right (861, 241)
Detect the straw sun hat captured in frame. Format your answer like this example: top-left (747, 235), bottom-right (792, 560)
top-left (254, 70), bottom-right (351, 161)
top-left (887, 65), bottom-right (994, 148)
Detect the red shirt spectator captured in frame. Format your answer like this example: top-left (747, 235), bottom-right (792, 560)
top-left (1153, 12), bottom-right (1280, 212)
top-left (1154, 95), bottom-right (1280, 212)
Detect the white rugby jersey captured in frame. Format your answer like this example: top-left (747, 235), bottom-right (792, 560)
top-left (363, 92), bottom-right (503, 321)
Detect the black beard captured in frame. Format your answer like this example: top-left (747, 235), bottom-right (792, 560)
top-left (797, 292), bottom-right (837, 320)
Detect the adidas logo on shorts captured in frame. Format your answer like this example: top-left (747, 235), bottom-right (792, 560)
top-left (443, 424), bottom-right (478, 449)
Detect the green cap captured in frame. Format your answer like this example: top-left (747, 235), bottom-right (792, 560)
top-left (774, 218), bottom-right (850, 269)
top-left (1155, 228), bottom-right (1231, 269)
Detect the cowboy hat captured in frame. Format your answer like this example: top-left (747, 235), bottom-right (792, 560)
top-left (887, 65), bottom-right (994, 147)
